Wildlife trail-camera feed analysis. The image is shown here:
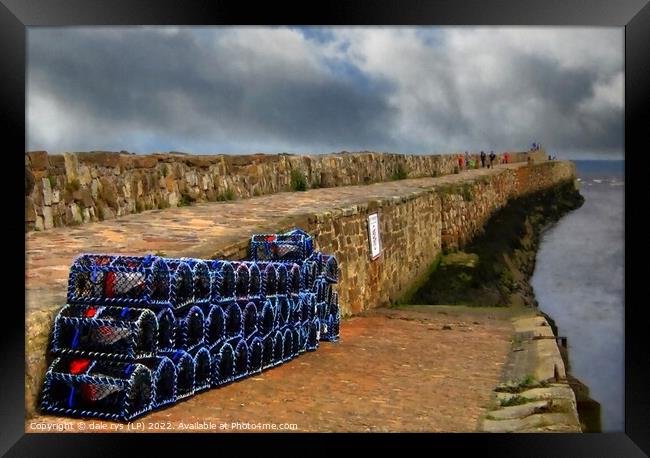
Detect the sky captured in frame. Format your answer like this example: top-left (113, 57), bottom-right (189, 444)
top-left (27, 27), bottom-right (624, 159)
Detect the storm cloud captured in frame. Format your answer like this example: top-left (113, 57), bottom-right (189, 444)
top-left (27, 27), bottom-right (623, 158)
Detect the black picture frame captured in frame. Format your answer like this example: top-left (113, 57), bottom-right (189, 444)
top-left (3, 0), bottom-right (647, 455)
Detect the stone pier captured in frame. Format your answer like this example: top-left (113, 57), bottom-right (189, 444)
top-left (26, 156), bottom-right (575, 428)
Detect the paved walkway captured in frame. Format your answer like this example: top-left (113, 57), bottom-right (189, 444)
top-left (27, 306), bottom-right (513, 432)
top-left (26, 163), bottom-right (526, 315)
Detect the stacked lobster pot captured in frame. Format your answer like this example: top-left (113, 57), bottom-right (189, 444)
top-left (40, 228), bottom-right (340, 422)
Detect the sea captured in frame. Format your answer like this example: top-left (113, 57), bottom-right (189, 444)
top-left (531, 160), bottom-right (625, 432)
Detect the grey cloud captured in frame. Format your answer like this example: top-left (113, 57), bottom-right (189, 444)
top-left (28, 28), bottom-right (399, 153)
top-left (27, 27), bottom-right (623, 157)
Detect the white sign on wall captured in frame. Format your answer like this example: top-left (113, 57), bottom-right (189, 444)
top-left (368, 213), bottom-right (382, 260)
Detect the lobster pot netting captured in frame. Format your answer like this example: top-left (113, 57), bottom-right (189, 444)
top-left (306, 318), bottom-right (321, 352)
top-left (300, 261), bottom-right (315, 292)
top-left (289, 264), bottom-right (302, 295)
top-left (189, 346), bottom-right (211, 392)
top-left (174, 305), bottom-right (205, 352)
top-left (223, 302), bottom-right (243, 338)
top-left (210, 342), bottom-right (235, 387)
top-left (282, 329), bottom-right (294, 362)
top-left (248, 263), bottom-right (262, 298)
top-left (272, 331), bottom-right (284, 366)
top-left (233, 339), bottom-right (249, 380)
top-left (249, 230), bottom-right (313, 262)
top-left (204, 304), bottom-right (225, 346)
top-left (275, 296), bottom-right (291, 330)
top-left (242, 302), bottom-right (258, 339)
top-left (211, 261), bottom-right (236, 302)
top-left (156, 309), bottom-right (175, 352)
top-left (52, 304), bottom-right (157, 360)
top-left (262, 334), bottom-right (275, 370)
top-left (235, 264), bottom-right (250, 298)
top-left (291, 327), bottom-right (301, 356)
top-left (248, 337), bottom-right (264, 375)
top-left (68, 255), bottom-right (171, 307)
top-left (276, 264), bottom-right (288, 295)
top-left (321, 255), bottom-right (339, 284)
top-left (140, 357), bottom-right (176, 409)
top-left (178, 258), bottom-right (212, 304)
top-left (258, 300), bottom-right (275, 337)
top-left (165, 260), bottom-right (194, 308)
top-left (41, 358), bottom-right (152, 422)
top-left (262, 264), bottom-right (277, 297)
top-left (290, 296), bottom-right (303, 324)
top-left (161, 350), bottom-right (195, 400)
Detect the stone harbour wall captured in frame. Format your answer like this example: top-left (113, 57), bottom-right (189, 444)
top-left (24, 150), bottom-right (547, 231)
top-left (24, 159), bottom-right (573, 417)
top-left (305, 161), bottom-right (576, 314)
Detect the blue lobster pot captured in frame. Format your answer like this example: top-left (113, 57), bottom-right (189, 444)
top-left (174, 305), bottom-right (205, 352)
top-left (232, 337), bottom-right (249, 381)
top-left (246, 335), bottom-right (264, 375)
top-left (247, 263), bottom-right (262, 298)
top-left (156, 308), bottom-right (176, 352)
top-left (272, 330), bottom-right (284, 366)
top-left (188, 346), bottom-right (211, 393)
top-left (241, 301), bottom-right (258, 340)
top-left (41, 357), bottom-right (152, 422)
top-left (176, 258), bottom-right (213, 305)
top-left (261, 333), bottom-right (275, 371)
top-left (306, 317), bottom-right (321, 352)
top-left (322, 291), bottom-right (341, 342)
top-left (282, 328), bottom-right (294, 363)
top-left (203, 303), bottom-right (225, 347)
top-left (321, 255), bottom-right (339, 284)
top-left (288, 263), bottom-right (302, 296)
top-left (222, 301), bottom-right (243, 338)
top-left (257, 299), bottom-right (275, 338)
top-left (51, 304), bottom-right (157, 360)
top-left (67, 254), bottom-right (194, 309)
top-left (209, 260), bottom-right (236, 303)
top-left (210, 341), bottom-right (235, 387)
top-left (249, 228), bottom-right (313, 263)
top-left (274, 296), bottom-right (291, 331)
top-left (140, 356), bottom-right (176, 409)
top-left (160, 349), bottom-right (194, 401)
top-left (164, 259), bottom-right (195, 308)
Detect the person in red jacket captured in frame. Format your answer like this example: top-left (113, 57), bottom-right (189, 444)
top-left (504, 152), bottom-right (510, 164)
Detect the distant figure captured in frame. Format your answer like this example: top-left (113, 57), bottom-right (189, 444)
top-left (504, 152), bottom-right (510, 164)
top-left (458, 154), bottom-right (464, 170)
top-left (480, 151), bottom-right (486, 168)
top-left (548, 155), bottom-right (552, 161)
top-left (465, 151), bottom-right (470, 169)
top-left (489, 151), bottom-right (496, 168)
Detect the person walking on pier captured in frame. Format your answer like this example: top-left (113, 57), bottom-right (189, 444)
top-left (464, 151), bottom-right (471, 170)
top-left (457, 154), bottom-right (464, 171)
top-left (489, 151), bottom-right (496, 168)
top-left (504, 151), bottom-right (510, 164)
top-left (480, 151), bottom-right (486, 168)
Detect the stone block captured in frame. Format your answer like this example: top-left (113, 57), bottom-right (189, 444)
top-left (27, 151), bottom-right (49, 171)
top-left (25, 196), bottom-right (36, 223)
top-left (42, 206), bottom-right (53, 230)
top-left (63, 152), bottom-right (79, 181)
top-left (41, 177), bottom-right (52, 206)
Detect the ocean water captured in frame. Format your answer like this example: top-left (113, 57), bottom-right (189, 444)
top-left (531, 160), bottom-right (624, 432)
